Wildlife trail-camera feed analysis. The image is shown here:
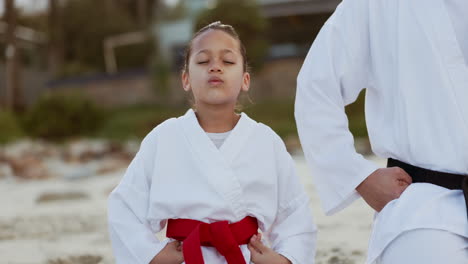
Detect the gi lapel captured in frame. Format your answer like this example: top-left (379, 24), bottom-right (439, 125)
top-left (413, 0), bottom-right (468, 132)
top-left (406, 1), bottom-right (468, 165)
top-left (178, 109), bottom-right (255, 219)
top-left (219, 112), bottom-right (257, 167)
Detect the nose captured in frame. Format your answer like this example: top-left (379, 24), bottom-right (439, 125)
top-left (209, 60), bottom-right (223, 73)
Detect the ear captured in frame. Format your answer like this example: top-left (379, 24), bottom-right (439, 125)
top-left (241, 72), bottom-right (250, 92)
top-left (182, 71), bottom-right (191, 92)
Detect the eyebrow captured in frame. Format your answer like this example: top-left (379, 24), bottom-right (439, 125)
top-left (195, 49), bottom-right (235, 55)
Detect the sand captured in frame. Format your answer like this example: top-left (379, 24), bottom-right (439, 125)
top-left (0, 153), bottom-right (386, 264)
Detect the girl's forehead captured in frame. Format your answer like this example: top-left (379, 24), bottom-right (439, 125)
top-left (191, 29), bottom-right (241, 55)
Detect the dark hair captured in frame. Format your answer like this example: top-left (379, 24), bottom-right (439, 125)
top-left (182, 21), bottom-right (249, 74)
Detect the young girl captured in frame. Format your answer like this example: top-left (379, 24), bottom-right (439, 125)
top-left (108, 21), bottom-right (317, 264)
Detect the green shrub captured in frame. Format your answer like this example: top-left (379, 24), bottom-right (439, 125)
top-left (98, 104), bottom-right (186, 141)
top-left (0, 111), bottom-right (24, 144)
top-left (345, 91), bottom-right (368, 138)
top-left (244, 100), bottom-right (297, 139)
top-left (24, 92), bottom-right (103, 141)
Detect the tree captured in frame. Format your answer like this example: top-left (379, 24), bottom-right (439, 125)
top-left (194, 0), bottom-right (268, 71)
top-left (57, 0), bottom-right (154, 77)
top-left (114, 0), bottom-right (160, 28)
top-left (48, 0), bottom-right (64, 77)
top-left (4, 0), bottom-right (24, 111)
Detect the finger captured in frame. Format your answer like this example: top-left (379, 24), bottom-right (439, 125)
top-left (176, 250), bottom-right (184, 263)
top-left (397, 179), bottom-right (408, 186)
top-left (392, 189), bottom-right (403, 199)
top-left (168, 240), bottom-right (179, 247)
top-left (395, 167), bottom-right (412, 184)
top-left (249, 235), bottom-right (266, 254)
top-left (249, 235), bottom-right (269, 253)
top-left (397, 180), bottom-right (411, 194)
top-left (165, 241), bottom-right (176, 251)
top-left (169, 241), bottom-right (183, 253)
top-left (249, 236), bottom-right (262, 253)
top-left (248, 242), bottom-right (262, 258)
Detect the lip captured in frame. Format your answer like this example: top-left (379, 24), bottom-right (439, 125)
top-left (208, 76), bottom-right (224, 85)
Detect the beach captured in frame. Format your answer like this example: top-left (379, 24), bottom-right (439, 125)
top-left (0, 141), bottom-right (385, 264)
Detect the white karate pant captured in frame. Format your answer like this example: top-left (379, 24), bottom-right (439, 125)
top-left (377, 229), bottom-right (468, 264)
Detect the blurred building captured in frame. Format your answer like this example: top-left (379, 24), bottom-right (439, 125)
top-left (39, 0), bottom-right (343, 107)
top-left (0, 21), bottom-right (49, 108)
top-left (0, 0), bottom-right (343, 108)
top-left (155, 0), bottom-right (341, 69)
top-left (261, 0), bottom-right (341, 59)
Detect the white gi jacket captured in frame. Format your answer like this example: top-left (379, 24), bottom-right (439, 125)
top-left (108, 109), bottom-right (317, 264)
top-left (295, 0), bottom-right (468, 263)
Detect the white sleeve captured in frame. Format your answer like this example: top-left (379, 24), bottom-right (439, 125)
top-left (266, 135), bottom-right (317, 264)
top-left (295, 0), bottom-right (379, 215)
top-left (107, 130), bottom-right (168, 264)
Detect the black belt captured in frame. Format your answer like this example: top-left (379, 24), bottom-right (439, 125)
top-left (387, 158), bottom-right (468, 220)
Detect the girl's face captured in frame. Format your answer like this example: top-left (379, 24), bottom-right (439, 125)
top-left (182, 29), bottom-right (250, 108)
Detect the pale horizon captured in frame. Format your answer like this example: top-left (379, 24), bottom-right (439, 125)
top-left (0, 0), bottom-right (179, 17)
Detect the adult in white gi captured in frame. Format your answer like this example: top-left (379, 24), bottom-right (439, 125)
top-left (108, 109), bottom-right (317, 264)
top-left (295, 0), bottom-right (468, 263)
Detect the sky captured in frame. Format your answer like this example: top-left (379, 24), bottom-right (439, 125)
top-left (0, 0), bottom-right (48, 15)
top-left (0, 0), bottom-right (180, 16)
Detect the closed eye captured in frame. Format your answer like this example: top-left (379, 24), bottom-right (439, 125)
top-left (224, 61), bottom-right (235, 64)
top-left (197, 61), bottom-right (208, 64)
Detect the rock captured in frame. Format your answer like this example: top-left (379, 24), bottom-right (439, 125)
top-left (64, 139), bottom-right (111, 163)
top-left (328, 255), bottom-right (355, 264)
top-left (36, 191), bottom-right (89, 203)
top-left (47, 255), bottom-right (103, 264)
top-left (2, 140), bottom-right (59, 159)
top-left (8, 155), bottom-right (50, 180)
top-left (1, 139), bottom-right (135, 180)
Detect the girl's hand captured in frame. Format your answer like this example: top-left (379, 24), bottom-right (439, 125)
top-left (248, 234), bottom-right (292, 264)
top-left (150, 241), bottom-right (184, 264)
top-left (356, 167), bottom-right (412, 212)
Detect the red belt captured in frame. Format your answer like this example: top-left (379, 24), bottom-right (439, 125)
top-left (166, 216), bottom-right (258, 264)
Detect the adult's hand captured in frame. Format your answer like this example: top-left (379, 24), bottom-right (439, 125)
top-left (356, 167), bottom-right (412, 212)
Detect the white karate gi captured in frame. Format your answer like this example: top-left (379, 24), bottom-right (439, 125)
top-left (108, 109), bottom-right (317, 264)
top-left (295, 0), bottom-right (468, 263)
